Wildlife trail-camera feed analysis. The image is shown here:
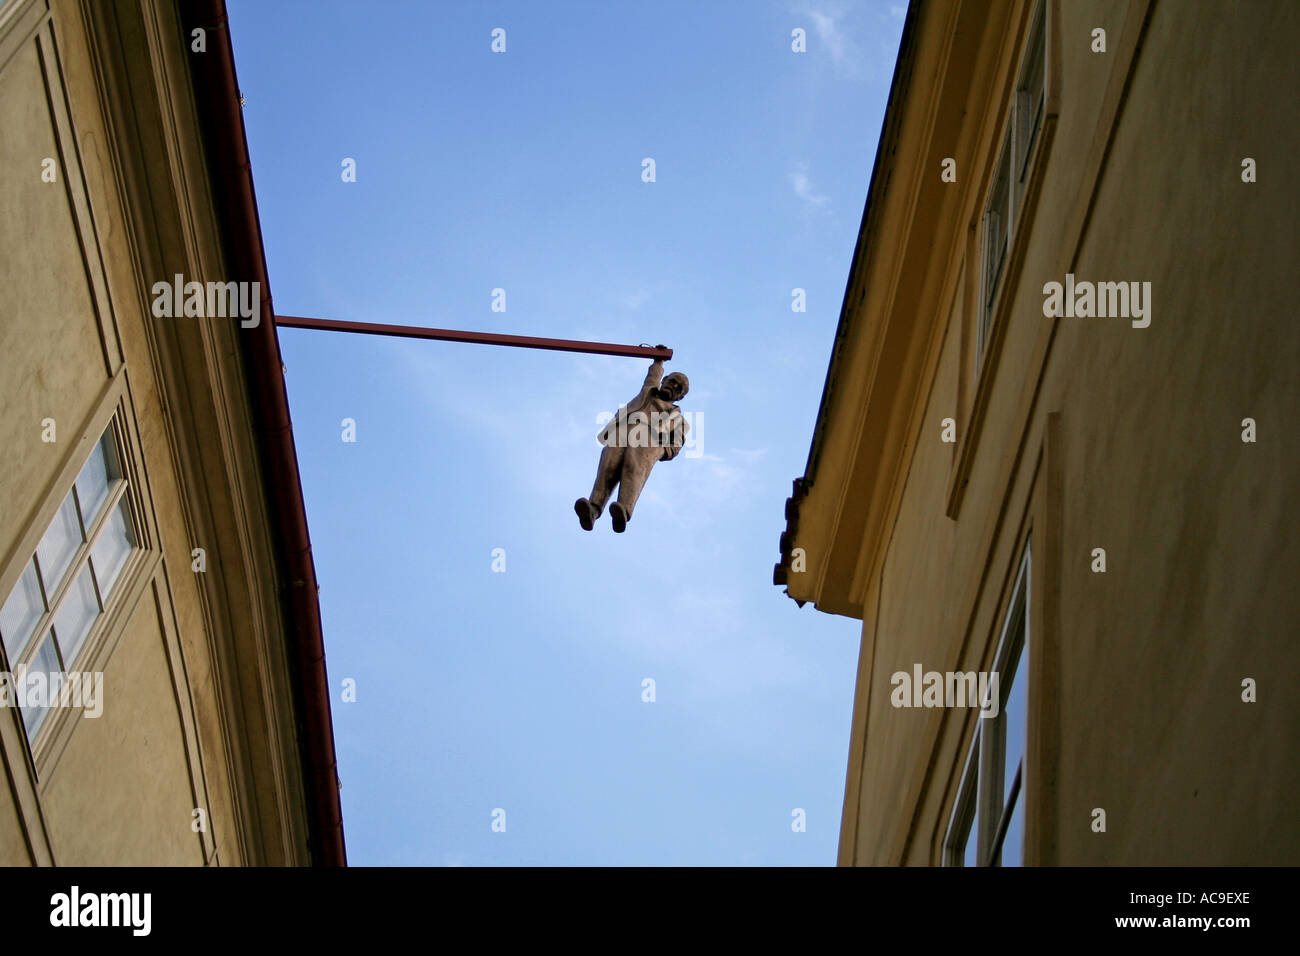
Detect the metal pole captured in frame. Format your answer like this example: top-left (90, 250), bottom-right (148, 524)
top-left (275, 315), bottom-right (672, 360)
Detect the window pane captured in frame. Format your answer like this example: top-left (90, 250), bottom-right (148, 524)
top-left (1025, 8), bottom-right (1045, 100)
top-left (985, 142), bottom-right (1011, 307)
top-left (1001, 789), bottom-right (1025, 867)
top-left (1019, 6), bottom-right (1046, 179)
top-left (1003, 640), bottom-right (1027, 801)
top-left (962, 814), bottom-right (979, 867)
top-left (0, 560), bottom-right (46, 661)
top-left (1026, 51), bottom-right (1044, 115)
top-left (76, 432), bottom-right (116, 527)
top-left (985, 215), bottom-right (1001, 305)
top-left (36, 493), bottom-right (83, 594)
top-left (20, 631), bottom-right (62, 738)
top-left (949, 737), bottom-right (981, 866)
top-left (53, 564), bottom-right (100, 666)
top-left (91, 498), bottom-right (134, 600)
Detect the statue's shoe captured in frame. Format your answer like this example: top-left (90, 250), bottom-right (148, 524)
top-left (574, 498), bottom-right (596, 531)
top-left (609, 502), bottom-right (629, 533)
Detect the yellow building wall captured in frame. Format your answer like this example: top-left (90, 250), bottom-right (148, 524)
top-left (848, 0), bottom-right (1299, 864)
top-left (1042, 0), bottom-right (1299, 865)
top-left (41, 593), bottom-right (205, 864)
top-left (0, 0), bottom-right (244, 865)
top-left (0, 36), bottom-right (108, 514)
top-left (0, 767), bottom-right (32, 865)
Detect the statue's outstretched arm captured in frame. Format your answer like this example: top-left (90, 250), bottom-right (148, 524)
top-left (640, 358), bottom-right (665, 392)
top-left (621, 358), bottom-right (664, 410)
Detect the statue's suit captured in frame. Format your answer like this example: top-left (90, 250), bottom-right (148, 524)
top-left (589, 359), bottom-right (688, 520)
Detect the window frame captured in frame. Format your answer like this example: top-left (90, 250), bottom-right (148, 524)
top-left (943, 542), bottom-right (1032, 866)
top-left (985, 551), bottom-right (1030, 866)
top-left (0, 417), bottom-right (141, 741)
top-left (974, 0), bottom-right (1048, 374)
top-left (946, 0), bottom-right (1058, 522)
top-left (943, 728), bottom-right (981, 866)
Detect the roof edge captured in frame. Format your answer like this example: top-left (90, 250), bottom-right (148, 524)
top-left (182, 0), bottom-right (346, 866)
top-left (774, 0), bottom-right (924, 604)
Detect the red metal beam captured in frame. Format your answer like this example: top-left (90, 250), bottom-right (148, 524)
top-left (275, 315), bottom-right (673, 360)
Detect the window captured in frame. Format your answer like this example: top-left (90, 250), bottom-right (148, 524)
top-left (978, 139), bottom-right (1012, 362)
top-left (944, 545), bottom-right (1030, 866)
top-left (1015, 2), bottom-right (1047, 191)
top-left (944, 735), bottom-right (981, 867)
top-left (976, 0), bottom-right (1047, 371)
top-left (0, 423), bottom-right (137, 739)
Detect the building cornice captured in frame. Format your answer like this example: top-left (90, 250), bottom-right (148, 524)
top-left (774, 0), bottom-right (1012, 619)
top-left (179, 0), bottom-right (346, 866)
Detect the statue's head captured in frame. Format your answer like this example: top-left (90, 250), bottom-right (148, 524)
top-left (660, 371), bottom-right (689, 401)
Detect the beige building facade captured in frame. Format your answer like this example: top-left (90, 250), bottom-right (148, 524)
top-left (775, 0), bottom-right (1298, 865)
top-left (0, 0), bottom-right (343, 864)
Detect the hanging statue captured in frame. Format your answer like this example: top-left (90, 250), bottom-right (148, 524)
top-left (575, 350), bottom-right (689, 533)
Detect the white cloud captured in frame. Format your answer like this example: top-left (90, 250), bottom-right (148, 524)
top-left (808, 10), bottom-right (846, 66)
top-left (794, 2), bottom-right (864, 77)
top-left (790, 162), bottom-right (829, 211)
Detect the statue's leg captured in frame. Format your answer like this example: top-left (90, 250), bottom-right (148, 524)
top-left (590, 444), bottom-right (624, 513)
top-left (609, 447), bottom-right (656, 532)
top-left (577, 445), bottom-right (623, 530)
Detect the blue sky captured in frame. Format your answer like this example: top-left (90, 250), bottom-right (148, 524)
top-left (227, 0), bottom-right (905, 865)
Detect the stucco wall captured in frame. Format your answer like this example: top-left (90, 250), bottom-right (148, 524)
top-left (1043, 0), bottom-right (1299, 865)
top-left (0, 0), bottom-right (239, 865)
top-left (850, 0), bottom-right (1299, 864)
top-left (41, 593), bottom-right (205, 864)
